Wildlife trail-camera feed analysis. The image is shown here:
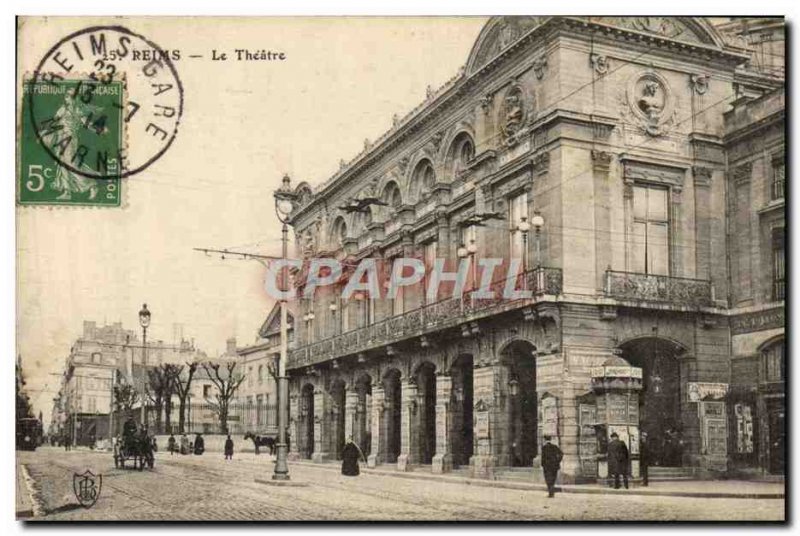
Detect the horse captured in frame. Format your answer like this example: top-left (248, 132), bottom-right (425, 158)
top-left (244, 431), bottom-right (290, 455)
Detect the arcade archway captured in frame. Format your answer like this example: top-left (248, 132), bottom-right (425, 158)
top-left (415, 362), bottom-right (437, 464)
top-left (620, 336), bottom-right (686, 467)
top-left (450, 354), bottom-right (474, 467)
top-left (383, 368), bottom-right (402, 463)
top-left (300, 384), bottom-right (315, 459)
top-left (355, 374), bottom-right (373, 456)
top-left (501, 340), bottom-right (538, 467)
top-left (330, 380), bottom-right (346, 460)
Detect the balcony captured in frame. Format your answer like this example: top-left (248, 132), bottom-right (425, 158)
top-left (288, 266), bottom-right (562, 370)
top-left (604, 270), bottom-right (714, 308)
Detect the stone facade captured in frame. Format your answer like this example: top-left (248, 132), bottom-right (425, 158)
top-left (278, 17), bottom-right (784, 480)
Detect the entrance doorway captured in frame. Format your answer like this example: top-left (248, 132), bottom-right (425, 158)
top-left (383, 368), bottom-right (402, 463)
top-left (300, 384), bottom-right (315, 459)
top-left (620, 337), bottom-right (685, 467)
top-left (330, 380), bottom-right (346, 460)
top-left (502, 340), bottom-right (537, 467)
top-left (355, 374), bottom-right (372, 457)
top-left (451, 355), bottom-right (474, 467)
top-left (768, 401), bottom-right (785, 475)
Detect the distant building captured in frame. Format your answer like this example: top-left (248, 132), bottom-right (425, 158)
top-left (53, 320), bottom-right (204, 444)
top-left (235, 304), bottom-right (294, 434)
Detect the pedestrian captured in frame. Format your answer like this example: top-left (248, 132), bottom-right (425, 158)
top-left (607, 432), bottom-right (630, 489)
top-left (151, 436), bottom-right (158, 452)
top-left (180, 433), bottom-right (190, 455)
top-left (541, 435), bottom-right (563, 498)
top-left (168, 434), bottom-right (176, 455)
top-left (194, 433), bottom-right (205, 455)
top-left (341, 437), bottom-right (366, 476)
top-left (640, 431), bottom-right (649, 487)
top-left (224, 434), bottom-right (234, 460)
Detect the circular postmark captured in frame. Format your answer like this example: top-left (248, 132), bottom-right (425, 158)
top-left (29, 25), bottom-right (184, 180)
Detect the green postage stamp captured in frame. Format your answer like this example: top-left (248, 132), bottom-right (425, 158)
top-left (18, 78), bottom-right (124, 207)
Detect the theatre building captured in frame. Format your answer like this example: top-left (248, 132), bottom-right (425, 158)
top-left (281, 17), bottom-right (785, 481)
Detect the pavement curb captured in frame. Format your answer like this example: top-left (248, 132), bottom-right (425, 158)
top-left (288, 461), bottom-right (785, 500)
top-left (18, 464), bottom-right (47, 519)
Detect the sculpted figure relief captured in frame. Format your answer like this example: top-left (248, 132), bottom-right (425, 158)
top-left (637, 81), bottom-right (664, 120)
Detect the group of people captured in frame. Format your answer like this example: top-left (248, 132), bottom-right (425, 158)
top-left (540, 431), bottom-right (647, 497)
top-left (167, 432), bottom-right (206, 456)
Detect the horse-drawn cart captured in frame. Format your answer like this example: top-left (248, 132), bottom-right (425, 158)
top-left (113, 426), bottom-right (155, 470)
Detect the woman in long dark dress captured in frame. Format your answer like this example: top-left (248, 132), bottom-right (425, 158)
top-left (341, 438), bottom-right (366, 476)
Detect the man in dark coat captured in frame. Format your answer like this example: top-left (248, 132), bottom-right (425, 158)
top-left (341, 437), bottom-right (366, 476)
top-left (540, 435), bottom-right (563, 498)
top-left (194, 433), bottom-right (205, 455)
top-left (224, 434), bottom-right (234, 460)
top-left (607, 432), bottom-right (629, 489)
top-left (640, 432), bottom-right (649, 486)
top-left (168, 434), bottom-right (176, 455)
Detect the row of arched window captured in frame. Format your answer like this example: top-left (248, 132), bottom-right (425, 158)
top-left (329, 133), bottom-right (475, 247)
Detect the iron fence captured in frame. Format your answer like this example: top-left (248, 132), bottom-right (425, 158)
top-left (142, 401), bottom-right (278, 435)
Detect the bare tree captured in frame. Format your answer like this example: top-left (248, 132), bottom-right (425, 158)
top-left (146, 364), bottom-right (179, 433)
top-left (162, 364), bottom-right (181, 433)
top-left (172, 362), bottom-right (198, 434)
top-left (113, 380), bottom-right (139, 417)
top-left (202, 360), bottom-right (245, 434)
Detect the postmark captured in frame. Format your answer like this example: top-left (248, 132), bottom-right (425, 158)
top-left (19, 77), bottom-right (124, 206)
top-left (27, 25), bottom-right (184, 183)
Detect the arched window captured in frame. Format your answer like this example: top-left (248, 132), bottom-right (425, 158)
top-left (331, 217), bottom-right (347, 248)
top-left (446, 132), bottom-right (475, 179)
top-left (411, 159), bottom-right (436, 202)
top-left (382, 181), bottom-right (403, 209)
top-left (762, 339), bottom-right (785, 382)
top-left (258, 364), bottom-right (264, 383)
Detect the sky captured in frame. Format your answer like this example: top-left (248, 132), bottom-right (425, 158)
top-left (16, 16), bottom-right (487, 424)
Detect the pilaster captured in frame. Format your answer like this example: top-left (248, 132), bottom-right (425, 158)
top-left (311, 389), bottom-right (330, 462)
top-left (431, 374), bottom-right (453, 473)
top-left (367, 386), bottom-right (384, 467)
top-left (397, 378), bottom-right (419, 471)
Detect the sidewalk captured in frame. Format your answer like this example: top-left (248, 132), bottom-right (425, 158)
top-left (281, 458), bottom-right (785, 500)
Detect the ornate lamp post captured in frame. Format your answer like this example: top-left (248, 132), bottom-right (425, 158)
top-left (273, 173), bottom-right (297, 481)
top-left (138, 303), bottom-right (151, 427)
top-left (517, 216), bottom-right (531, 272)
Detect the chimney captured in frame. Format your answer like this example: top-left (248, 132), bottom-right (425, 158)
top-left (226, 337), bottom-right (237, 356)
top-left (83, 320), bottom-right (97, 339)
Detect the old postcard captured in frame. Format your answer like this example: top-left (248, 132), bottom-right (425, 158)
top-left (15, 15), bottom-right (786, 522)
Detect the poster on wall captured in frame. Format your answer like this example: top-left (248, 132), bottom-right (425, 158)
top-left (608, 393), bottom-right (628, 423)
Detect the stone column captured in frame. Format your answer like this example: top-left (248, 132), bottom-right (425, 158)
top-left (344, 389), bottom-right (359, 444)
top-left (367, 386), bottom-right (384, 468)
top-left (312, 389), bottom-right (330, 462)
top-left (288, 392), bottom-right (301, 461)
top-left (432, 374), bottom-right (453, 474)
top-left (397, 378), bottom-right (419, 472)
top-left (470, 362), bottom-right (504, 479)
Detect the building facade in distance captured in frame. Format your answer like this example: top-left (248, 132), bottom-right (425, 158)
top-left (281, 16), bottom-right (784, 481)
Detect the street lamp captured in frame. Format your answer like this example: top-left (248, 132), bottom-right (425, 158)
top-left (517, 216), bottom-right (531, 272)
top-left (273, 173), bottom-right (298, 481)
top-left (138, 303), bottom-right (151, 427)
top-left (530, 212), bottom-right (545, 268)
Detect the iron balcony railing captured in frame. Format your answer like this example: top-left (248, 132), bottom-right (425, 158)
top-left (288, 266), bottom-right (562, 370)
top-left (604, 270), bottom-right (714, 308)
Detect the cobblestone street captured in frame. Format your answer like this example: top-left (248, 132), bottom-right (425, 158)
top-left (17, 447), bottom-right (784, 521)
